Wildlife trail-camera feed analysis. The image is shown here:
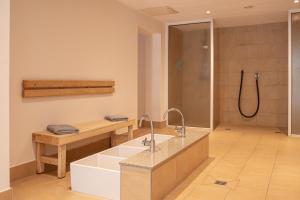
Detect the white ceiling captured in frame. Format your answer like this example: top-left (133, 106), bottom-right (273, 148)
top-left (117, 0), bottom-right (300, 27)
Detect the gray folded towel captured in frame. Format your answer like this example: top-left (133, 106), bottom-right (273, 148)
top-left (105, 115), bottom-right (128, 122)
top-left (47, 124), bottom-right (79, 135)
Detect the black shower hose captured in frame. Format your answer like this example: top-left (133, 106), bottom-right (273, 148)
top-left (238, 70), bottom-right (260, 118)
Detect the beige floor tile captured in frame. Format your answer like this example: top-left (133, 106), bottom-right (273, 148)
top-left (272, 165), bottom-right (300, 177)
top-left (237, 172), bottom-right (270, 189)
top-left (269, 175), bottom-right (300, 190)
top-left (188, 184), bottom-right (230, 200)
top-left (216, 155), bottom-right (248, 167)
top-left (206, 164), bottom-right (243, 182)
top-left (266, 187), bottom-right (300, 200)
top-left (12, 173), bottom-right (104, 200)
top-left (241, 160), bottom-right (274, 173)
top-left (225, 186), bottom-right (266, 200)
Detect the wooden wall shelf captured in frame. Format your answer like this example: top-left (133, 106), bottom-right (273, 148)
top-left (22, 80), bottom-right (115, 98)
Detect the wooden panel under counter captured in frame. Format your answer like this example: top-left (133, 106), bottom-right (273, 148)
top-left (120, 132), bottom-right (209, 200)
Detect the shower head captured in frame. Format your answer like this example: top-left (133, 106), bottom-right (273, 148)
top-left (202, 45), bottom-right (209, 49)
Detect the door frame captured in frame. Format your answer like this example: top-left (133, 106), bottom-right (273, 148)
top-left (288, 9), bottom-right (300, 136)
top-left (164, 18), bottom-right (215, 131)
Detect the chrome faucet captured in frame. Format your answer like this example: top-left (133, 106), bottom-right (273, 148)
top-left (139, 114), bottom-right (155, 153)
top-left (163, 108), bottom-right (186, 137)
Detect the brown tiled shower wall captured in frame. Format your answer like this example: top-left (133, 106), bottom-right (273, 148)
top-left (168, 27), bottom-right (211, 128)
top-left (216, 22), bottom-right (288, 128)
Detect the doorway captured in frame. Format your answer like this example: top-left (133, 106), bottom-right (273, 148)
top-left (167, 20), bottom-right (214, 130)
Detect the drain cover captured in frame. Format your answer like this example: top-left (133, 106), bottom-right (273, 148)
top-left (275, 131), bottom-right (281, 133)
top-left (215, 180), bottom-right (227, 186)
top-left (225, 128), bottom-right (231, 131)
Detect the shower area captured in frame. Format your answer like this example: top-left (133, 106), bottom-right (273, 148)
top-left (168, 21), bottom-right (213, 129)
top-left (168, 19), bottom-right (293, 132)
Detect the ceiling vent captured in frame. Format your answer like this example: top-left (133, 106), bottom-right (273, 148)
top-left (142, 6), bottom-right (178, 16)
top-left (244, 5), bottom-right (254, 9)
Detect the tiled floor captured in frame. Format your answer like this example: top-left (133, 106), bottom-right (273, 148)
top-left (166, 125), bottom-right (300, 200)
top-left (11, 125), bottom-right (300, 200)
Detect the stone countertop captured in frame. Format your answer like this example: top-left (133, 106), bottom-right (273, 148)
top-left (119, 129), bottom-right (210, 170)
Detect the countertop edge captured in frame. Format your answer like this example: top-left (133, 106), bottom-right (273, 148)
top-left (119, 131), bottom-right (210, 170)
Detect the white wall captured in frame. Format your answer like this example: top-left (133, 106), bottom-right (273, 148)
top-left (10, 0), bottom-right (165, 167)
top-left (138, 33), bottom-right (147, 119)
top-left (0, 0), bottom-right (11, 192)
top-left (138, 32), bottom-right (162, 121)
top-left (150, 34), bottom-right (162, 121)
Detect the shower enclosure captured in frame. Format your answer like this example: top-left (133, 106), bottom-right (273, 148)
top-left (167, 20), bottom-right (214, 129)
top-left (289, 10), bottom-right (300, 136)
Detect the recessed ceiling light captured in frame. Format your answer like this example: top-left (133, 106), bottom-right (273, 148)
top-left (206, 10), bottom-right (211, 15)
top-left (244, 5), bottom-right (254, 9)
top-left (294, 0), bottom-right (299, 3)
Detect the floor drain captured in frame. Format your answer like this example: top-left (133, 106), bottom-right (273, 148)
top-left (225, 128), bottom-right (231, 131)
top-left (215, 180), bottom-right (227, 186)
top-left (275, 131), bottom-right (281, 133)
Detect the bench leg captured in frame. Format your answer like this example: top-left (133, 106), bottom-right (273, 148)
top-left (110, 131), bottom-right (117, 147)
top-left (57, 145), bottom-right (66, 179)
top-left (36, 143), bottom-right (45, 174)
top-left (128, 125), bottom-right (133, 140)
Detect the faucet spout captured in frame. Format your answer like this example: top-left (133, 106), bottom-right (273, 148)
top-left (139, 114), bottom-right (155, 153)
top-left (163, 108), bottom-right (186, 137)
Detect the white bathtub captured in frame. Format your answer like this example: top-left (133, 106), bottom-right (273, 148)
top-left (71, 134), bottom-right (174, 200)
top-left (101, 145), bottom-right (146, 158)
top-left (71, 154), bottom-right (123, 200)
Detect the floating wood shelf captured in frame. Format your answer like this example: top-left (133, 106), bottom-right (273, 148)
top-left (22, 80), bottom-right (115, 98)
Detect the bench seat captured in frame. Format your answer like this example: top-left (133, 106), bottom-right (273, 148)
top-left (32, 119), bottom-right (135, 178)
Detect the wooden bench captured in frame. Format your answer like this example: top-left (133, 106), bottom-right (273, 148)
top-left (32, 119), bottom-right (135, 178)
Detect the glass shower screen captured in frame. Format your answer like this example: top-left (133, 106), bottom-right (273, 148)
top-left (291, 12), bottom-right (300, 135)
top-left (168, 22), bottom-right (211, 128)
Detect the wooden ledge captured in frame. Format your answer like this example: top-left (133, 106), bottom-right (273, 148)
top-left (22, 80), bottom-right (115, 98)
